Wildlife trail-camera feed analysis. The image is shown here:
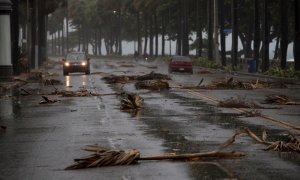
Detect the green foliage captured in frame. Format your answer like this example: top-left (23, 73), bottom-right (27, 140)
top-left (264, 67), bottom-right (300, 79)
top-left (192, 57), bottom-right (224, 69)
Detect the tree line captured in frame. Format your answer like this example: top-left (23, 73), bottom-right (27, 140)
top-left (14, 0), bottom-right (300, 74)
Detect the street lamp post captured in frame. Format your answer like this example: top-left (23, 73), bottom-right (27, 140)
top-left (0, 0), bottom-right (13, 80)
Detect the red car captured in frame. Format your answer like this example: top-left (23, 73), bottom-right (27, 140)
top-left (168, 56), bottom-right (193, 74)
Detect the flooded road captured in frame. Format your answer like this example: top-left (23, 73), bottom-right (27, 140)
top-left (0, 57), bottom-right (299, 179)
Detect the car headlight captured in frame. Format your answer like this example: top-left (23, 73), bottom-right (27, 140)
top-left (81, 61), bottom-right (87, 66)
top-left (65, 62), bottom-right (70, 66)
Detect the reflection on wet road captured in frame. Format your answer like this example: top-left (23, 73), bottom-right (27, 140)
top-left (64, 74), bottom-right (88, 88)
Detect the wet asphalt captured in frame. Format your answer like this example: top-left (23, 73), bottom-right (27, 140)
top-left (0, 57), bottom-right (299, 180)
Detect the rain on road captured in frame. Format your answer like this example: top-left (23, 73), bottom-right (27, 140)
top-left (0, 57), bottom-right (299, 180)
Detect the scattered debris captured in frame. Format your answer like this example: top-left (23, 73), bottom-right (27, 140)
top-left (121, 93), bottom-right (143, 110)
top-left (50, 88), bottom-right (117, 97)
top-left (39, 96), bottom-right (60, 104)
top-left (65, 132), bottom-right (245, 169)
top-left (102, 72), bottom-right (171, 84)
top-left (180, 78), bottom-right (288, 90)
top-left (102, 75), bottom-right (135, 84)
top-left (44, 79), bottom-right (62, 86)
top-left (135, 80), bottom-right (170, 91)
top-left (218, 97), bottom-right (274, 109)
top-left (264, 94), bottom-right (300, 105)
top-left (135, 71), bottom-right (171, 81)
top-left (243, 128), bottom-right (300, 152)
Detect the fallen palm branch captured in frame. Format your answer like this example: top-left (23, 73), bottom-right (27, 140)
top-left (102, 75), bottom-right (135, 84)
top-left (243, 128), bottom-right (300, 152)
top-left (218, 97), bottom-right (277, 109)
top-left (135, 80), bottom-right (170, 91)
top-left (180, 78), bottom-right (287, 90)
top-left (136, 71), bottom-right (171, 81)
top-left (65, 132), bottom-right (245, 170)
top-left (50, 89), bottom-right (116, 97)
top-left (264, 94), bottom-right (300, 105)
top-left (39, 96), bottom-right (60, 104)
top-left (121, 93), bottom-right (143, 110)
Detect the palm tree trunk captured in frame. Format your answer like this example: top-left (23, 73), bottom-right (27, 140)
top-left (137, 13), bottom-right (142, 55)
top-left (150, 15), bottom-right (154, 56)
top-left (219, 0), bottom-right (226, 66)
top-left (30, 0), bottom-right (36, 69)
top-left (155, 14), bottom-right (159, 57)
top-left (280, 0), bottom-right (288, 68)
top-left (295, 0), bottom-right (300, 70)
top-left (161, 15), bottom-right (165, 57)
top-left (144, 14), bottom-right (148, 55)
top-left (254, 0), bottom-right (260, 70)
top-left (231, 0), bottom-right (238, 68)
top-left (262, 0), bottom-right (270, 72)
top-left (196, 0), bottom-right (202, 57)
top-left (208, 0), bottom-right (213, 60)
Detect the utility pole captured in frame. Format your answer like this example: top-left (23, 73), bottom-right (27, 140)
top-left (213, 0), bottom-right (220, 62)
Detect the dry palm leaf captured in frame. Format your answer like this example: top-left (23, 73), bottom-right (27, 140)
top-left (39, 96), bottom-right (60, 104)
top-left (264, 94), bottom-right (300, 105)
top-left (65, 132), bottom-right (245, 170)
top-left (121, 93), bottom-right (143, 110)
top-left (135, 80), bottom-right (170, 91)
top-left (243, 128), bottom-right (300, 152)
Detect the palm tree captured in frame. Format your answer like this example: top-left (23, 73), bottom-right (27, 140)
top-left (231, 0), bottom-right (238, 68)
top-left (219, 0), bottom-right (226, 66)
top-left (254, 0), bottom-right (260, 70)
top-left (262, 0), bottom-right (269, 72)
top-left (280, 0), bottom-right (288, 69)
top-left (295, 0), bottom-right (300, 70)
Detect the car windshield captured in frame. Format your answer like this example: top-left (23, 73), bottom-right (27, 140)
top-left (67, 53), bottom-right (86, 61)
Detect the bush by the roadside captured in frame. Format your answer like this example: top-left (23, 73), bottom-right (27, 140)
top-left (264, 67), bottom-right (300, 79)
